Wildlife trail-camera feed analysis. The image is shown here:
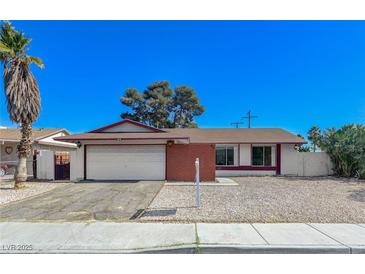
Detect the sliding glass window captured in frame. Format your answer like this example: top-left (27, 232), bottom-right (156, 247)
top-left (252, 146), bottom-right (272, 166)
top-left (216, 146), bottom-right (234, 166)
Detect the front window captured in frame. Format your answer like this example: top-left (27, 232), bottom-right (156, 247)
top-left (216, 146), bottom-right (234, 166)
top-left (252, 146), bottom-right (272, 166)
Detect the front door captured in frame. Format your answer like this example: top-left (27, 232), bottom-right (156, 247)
top-left (54, 152), bottom-right (70, 180)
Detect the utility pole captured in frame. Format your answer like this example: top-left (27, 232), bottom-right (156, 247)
top-left (231, 121), bottom-right (244, 128)
top-left (242, 110), bottom-right (258, 128)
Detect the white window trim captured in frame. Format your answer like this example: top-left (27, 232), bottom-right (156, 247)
top-left (216, 145), bottom-right (235, 166)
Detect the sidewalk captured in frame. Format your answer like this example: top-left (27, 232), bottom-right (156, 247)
top-left (1, 222), bottom-right (365, 253)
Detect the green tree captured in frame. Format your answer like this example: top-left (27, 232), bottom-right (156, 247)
top-left (120, 80), bottom-right (204, 128)
top-left (320, 124), bottom-right (365, 179)
top-left (172, 85), bottom-right (205, 128)
top-left (0, 21), bottom-right (44, 188)
top-left (308, 126), bottom-right (321, 152)
top-left (295, 134), bottom-right (311, 152)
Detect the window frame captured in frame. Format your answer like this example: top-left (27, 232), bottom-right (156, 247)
top-left (216, 146), bottom-right (235, 166)
top-left (251, 145), bottom-right (273, 167)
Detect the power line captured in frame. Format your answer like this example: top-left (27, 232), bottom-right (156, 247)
top-left (242, 110), bottom-right (258, 128)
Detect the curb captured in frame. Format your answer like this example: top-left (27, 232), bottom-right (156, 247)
top-left (4, 244), bottom-right (364, 254)
top-left (198, 244), bottom-right (350, 254)
top-left (0, 244), bottom-right (198, 254)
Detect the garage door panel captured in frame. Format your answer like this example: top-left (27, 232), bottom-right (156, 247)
top-left (87, 145), bottom-right (165, 180)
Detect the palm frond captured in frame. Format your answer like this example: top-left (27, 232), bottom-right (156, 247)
top-left (1, 21), bottom-right (43, 123)
top-left (0, 41), bottom-right (12, 54)
top-left (26, 56), bottom-right (45, 68)
top-left (0, 21), bottom-right (34, 58)
top-left (4, 61), bottom-right (41, 124)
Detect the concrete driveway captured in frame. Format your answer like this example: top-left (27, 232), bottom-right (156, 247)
top-left (0, 181), bottom-right (163, 222)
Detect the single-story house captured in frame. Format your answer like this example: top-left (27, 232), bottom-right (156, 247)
top-left (55, 119), bottom-right (307, 181)
top-left (0, 127), bottom-right (76, 179)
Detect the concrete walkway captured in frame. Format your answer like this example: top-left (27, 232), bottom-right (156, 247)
top-left (1, 222), bottom-right (365, 253)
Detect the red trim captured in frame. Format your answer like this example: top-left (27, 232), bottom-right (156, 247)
top-left (82, 143), bottom-right (168, 146)
top-left (216, 165), bottom-right (276, 171)
top-left (276, 144), bottom-right (281, 175)
top-left (212, 141), bottom-right (306, 144)
top-left (88, 119), bottom-right (165, 133)
top-left (84, 145), bottom-right (87, 180)
top-left (56, 137), bottom-right (190, 141)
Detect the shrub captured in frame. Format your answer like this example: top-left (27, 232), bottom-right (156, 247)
top-left (319, 124), bottom-right (365, 179)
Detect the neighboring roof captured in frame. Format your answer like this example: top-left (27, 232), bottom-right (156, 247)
top-left (56, 126), bottom-right (306, 144)
top-left (0, 128), bottom-right (68, 142)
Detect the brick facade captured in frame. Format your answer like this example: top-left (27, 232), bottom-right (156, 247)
top-left (166, 143), bottom-right (216, 181)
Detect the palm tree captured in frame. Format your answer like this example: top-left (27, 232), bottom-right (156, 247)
top-left (0, 21), bottom-right (44, 188)
top-left (307, 126), bottom-right (322, 152)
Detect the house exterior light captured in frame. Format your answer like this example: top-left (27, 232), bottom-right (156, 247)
top-left (76, 141), bottom-right (82, 148)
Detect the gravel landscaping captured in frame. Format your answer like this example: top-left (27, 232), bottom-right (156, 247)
top-left (140, 176), bottom-right (365, 223)
top-left (0, 181), bottom-right (67, 206)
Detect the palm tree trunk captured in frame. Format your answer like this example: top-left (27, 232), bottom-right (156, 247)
top-left (14, 122), bottom-right (32, 189)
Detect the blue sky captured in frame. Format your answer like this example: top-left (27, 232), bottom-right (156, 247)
top-left (0, 21), bottom-right (364, 137)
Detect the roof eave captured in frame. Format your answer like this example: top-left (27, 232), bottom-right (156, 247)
top-left (34, 128), bottom-right (70, 141)
top-left (36, 140), bottom-right (77, 149)
top-left (54, 136), bottom-right (190, 142)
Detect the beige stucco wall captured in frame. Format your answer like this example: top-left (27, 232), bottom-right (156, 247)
top-left (239, 144), bottom-right (251, 165)
top-left (298, 152), bottom-right (333, 176)
top-left (70, 145), bottom-right (84, 181)
top-left (281, 144), bottom-right (333, 176)
top-left (36, 150), bottom-right (54, 180)
top-left (281, 144), bottom-right (299, 175)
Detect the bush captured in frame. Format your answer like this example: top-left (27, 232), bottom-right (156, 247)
top-left (319, 124), bottom-right (365, 179)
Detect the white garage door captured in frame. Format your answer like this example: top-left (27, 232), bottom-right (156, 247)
top-left (86, 145), bottom-right (166, 180)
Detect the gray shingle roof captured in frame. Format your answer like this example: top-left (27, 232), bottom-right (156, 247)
top-left (55, 128), bottom-right (306, 144)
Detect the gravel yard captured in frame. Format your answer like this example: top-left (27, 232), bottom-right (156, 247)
top-left (140, 176), bottom-right (365, 223)
top-left (0, 181), bottom-right (67, 206)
